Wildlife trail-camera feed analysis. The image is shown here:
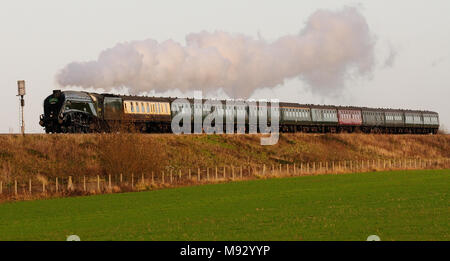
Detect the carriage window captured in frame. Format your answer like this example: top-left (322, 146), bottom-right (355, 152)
top-left (131, 102), bottom-right (135, 112)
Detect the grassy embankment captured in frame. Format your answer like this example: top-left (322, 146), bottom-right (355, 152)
top-left (1, 133), bottom-right (449, 181)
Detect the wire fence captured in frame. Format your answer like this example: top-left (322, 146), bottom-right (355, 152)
top-left (1, 157), bottom-right (449, 200)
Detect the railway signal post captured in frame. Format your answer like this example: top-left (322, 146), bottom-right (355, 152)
top-left (17, 80), bottom-right (26, 135)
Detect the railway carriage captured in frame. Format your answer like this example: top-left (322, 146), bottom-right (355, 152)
top-left (361, 109), bottom-right (385, 133)
top-left (279, 103), bottom-right (312, 132)
top-left (310, 106), bottom-right (339, 133)
top-left (385, 110), bottom-right (407, 133)
top-left (337, 107), bottom-right (363, 133)
top-left (422, 112), bottom-right (440, 132)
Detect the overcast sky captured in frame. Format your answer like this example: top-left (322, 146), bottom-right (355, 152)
top-left (1, 0), bottom-right (449, 133)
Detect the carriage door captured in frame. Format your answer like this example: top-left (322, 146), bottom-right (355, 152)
top-left (104, 97), bottom-right (123, 120)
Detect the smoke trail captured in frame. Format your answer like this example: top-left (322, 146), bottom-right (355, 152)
top-left (56, 6), bottom-right (375, 98)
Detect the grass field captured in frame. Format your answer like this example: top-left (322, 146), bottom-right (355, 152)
top-left (0, 169), bottom-right (448, 241)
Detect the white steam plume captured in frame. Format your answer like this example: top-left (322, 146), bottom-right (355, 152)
top-left (56, 6), bottom-right (375, 98)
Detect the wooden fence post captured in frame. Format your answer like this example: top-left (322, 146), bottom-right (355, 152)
top-left (67, 176), bottom-right (72, 191)
top-left (263, 164), bottom-right (266, 175)
top-left (29, 178), bottom-right (31, 193)
top-left (83, 176), bottom-right (86, 192)
top-left (55, 177), bottom-right (58, 193)
top-left (170, 170), bottom-right (173, 183)
top-left (189, 169), bottom-right (191, 180)
top-left (42, 180), bottom-right (45, 193)
top-left (223, 166), bottom-right (226, 179)
top-left (97, 175), bottom-right (100, 191)
top-left (272, 164), bottom-right (274, 175)
top-left (215, 167), bottom-right (218, 180)
top-left (120, 173), bottom-right (123, 184)
top-left (162, 172), bottom-right (164, 184)
top-left (14, 180), bottom-right (17, 195)
top-left (240, 166), bottom-right (243, 179)
top-left (0, 181), bottom-right (3, 194)
top-left (132, 173), bottom-right (135, 188)
top-left (207, 168), bottom-right (210, 181)
top-left (109, 174), bottom-right (112, 190)
top-left (197, 168), bottom-right (200, 181)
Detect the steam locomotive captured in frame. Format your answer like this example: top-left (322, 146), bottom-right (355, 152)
top-left (40, 90), bottom-right (440, 134)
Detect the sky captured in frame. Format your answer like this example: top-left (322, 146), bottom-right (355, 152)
top-left (0, 0), bottom-right (449, 133)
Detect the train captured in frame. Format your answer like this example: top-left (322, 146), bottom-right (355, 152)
top-left (39, 90), bottom-right (440, 134)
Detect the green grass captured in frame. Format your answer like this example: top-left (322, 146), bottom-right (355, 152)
top-left (0, 170), bottom-right (448, 241)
